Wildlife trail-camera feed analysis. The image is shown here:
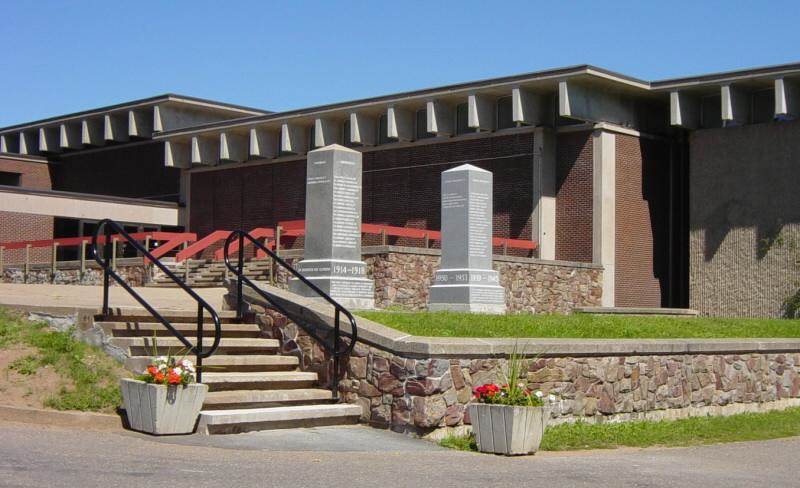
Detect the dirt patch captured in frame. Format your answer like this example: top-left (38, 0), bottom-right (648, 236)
top-left (0, 345), bottom-right (69, 409)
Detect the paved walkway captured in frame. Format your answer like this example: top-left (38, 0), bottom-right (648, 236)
top-left (0, 420), bottom-right (796, 487)
top-left (0, 283), bottom-right (227, 311)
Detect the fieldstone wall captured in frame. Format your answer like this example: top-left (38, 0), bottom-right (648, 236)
top-left (247, 303), bottom-right (800, 435)
top-left (1, 262), bottom-right (148, 287)
top-left (272, 247), bottom-right (602, 314)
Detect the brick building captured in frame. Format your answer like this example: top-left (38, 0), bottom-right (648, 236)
top-left (2, 63), bottom-right (798, 316)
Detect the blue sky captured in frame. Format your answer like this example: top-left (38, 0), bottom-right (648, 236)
top-left (1, 0), bottom-right (798, 126)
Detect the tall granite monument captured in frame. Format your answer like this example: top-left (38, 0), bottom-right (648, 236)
top-left (428, 164), bottom-right (506, 314)
top-left (290, 144), bottom-right (375, 309)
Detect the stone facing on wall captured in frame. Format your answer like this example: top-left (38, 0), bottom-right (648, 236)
top-left (248, 302), bottom-right (800, 434)
top-left (1, 263), bottom-right (147, 286)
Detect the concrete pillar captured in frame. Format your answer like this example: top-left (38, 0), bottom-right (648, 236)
top-left (129, 109), bottom-right (154, 138)
top-left (0, 134), bottom-right (19, 153)
top-left (104, 113), bottom-right (129, 142)
top-left (38, 127), bottom-right (60, 153)
top-left (592, 130), bottom-right (616, 307)
top-left (249, 127), bottom-right (279, 159)
top-left (532, 127), bottom-right (557, 260)
top-left (349, 113), bottom-right (376, 146)
top-left (313, 118), bottom-right (341, 148)
top-left (426, 100), bottom-right (453, 136)
top-left (59, 123), bottom-right (82, 150)
top-left (81, 118), bottom-right (105, 146)
top-left (721, 84), bottom-right (749, 126)
top-left (387, 106), bottom-right (413, 141)
top-left (280, 123), bottom-right (307, 155)
top-left (164, 140), bottom-right (191, 168)
top-left (670, 91), bottom-right (700, 129)
top-left (512, 87), bottom-right (548, 126)
top-left (467, 94), bottom-right (494, 132)
top-left (191, 135), bottom-right (220, 165)
top-left (775, 78), bottom-right (800, 119)
top-left (219, 132), bottom-right (248, 162)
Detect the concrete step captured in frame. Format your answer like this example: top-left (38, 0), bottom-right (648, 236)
top-left (202, 371), bottom-right (318, 391)
top-left (98, 310), bottom-right (240, 324)
top-left (124, 354), bottom-right (299, 374)
top-left (198, 404), bottom-right (361, 434)
top-left (110, 337), bottom-right (279, 355)
top-left (203, 388), bottom-right (333, 409)
top-left (101, 322), bottom-right (262, 338)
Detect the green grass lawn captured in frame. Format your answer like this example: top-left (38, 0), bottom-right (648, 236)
top-left (356, 311), bottom-right (800, 339)
top-left (0, 307), bottom-right (128, 412)
top-left (440, 407), bottom-right (800, 452)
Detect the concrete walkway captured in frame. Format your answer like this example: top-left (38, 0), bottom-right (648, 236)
top-left (0, 420), bottom-right (796, 487)
top-left (0, 283), bottom-right (227, 311)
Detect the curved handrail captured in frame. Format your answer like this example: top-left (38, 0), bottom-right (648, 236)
top-left (223, 230), bottom-right (358, 399)
top-left (90, 219), bottom-right (221, 382)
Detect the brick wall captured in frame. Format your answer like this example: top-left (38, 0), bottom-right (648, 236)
top-left (0, 156), bottom-right (53, 263)
top-left (50, 142), bottom-right (181, 201)
top-left (555, 131), bottom-right (593, 263)
top-left (614, 135), bottom-right (670, 307)
top-left (690, 120), bottom-right (800, 317)
top-left (189, 132), bottom-right (537, 247)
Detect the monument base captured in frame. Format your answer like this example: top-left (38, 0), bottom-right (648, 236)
top-left (428, 269), bottom-right (506, 315)
top-left (289, 259), bottom-right (375, 310)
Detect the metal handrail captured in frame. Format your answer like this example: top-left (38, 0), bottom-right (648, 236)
top-left (223, 230), bottom-right (358, 400)
top-left (91, 219), bottom-right (221, 382)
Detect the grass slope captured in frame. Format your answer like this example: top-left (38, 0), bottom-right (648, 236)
top-left (440, 407), bottom-right (800, 452)
top-left (357, 311), bottom-right (800, 339)
top-left (1, 307), bottom-right (128, 412)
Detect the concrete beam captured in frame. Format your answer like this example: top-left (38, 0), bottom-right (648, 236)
top-left (350, 112), bottom-right (376, 146)
top-left (191, 135), bottom-right (220, 165)
top-left (721, 84), bottom-right (749, 126)
top-left (280, 123), bottom-right (307, 155)
top-left (81, 118), bottom-right (105, 146)
top-left (426, 100), bottom-right (453, 136)
top-left (532, 127), bottom-right (556, 260)
top-left (0, 134), bottom-right (19, 153)
top-left (38, 127), bottom-right (60, 154)
top-left (59, 123), bottom-right (82, 150)
top-left (669, 91), bottom-right (700, 129)
top-left (512, 87), bottom-right (548, 126)
top-left (153, 104), bottom-right (226, 133)
top-left (467, 94), bottom-right (495, 132)
top-left (592, 130), bottom-right (616, 307)
top-left (775, 78), bottom-right (800, 119)
top-left (164, 140), bottom-right (191, 169)
top-left (249, 127), bottom-right (278, 159)
top-left (219, 132), bottom-right (248, 162)
top-left (559, 80), bottom-right (636, 127)
top-left (19, 131), bottom-right (38, 155)
top-left (387, 105), bottom-right (413, 141)
top-left (104, 113), bottom-right (129, 142)
top-left (313, 118), bottom-right (341, 148)
top-left (128, 109), bottom-right (154, 138)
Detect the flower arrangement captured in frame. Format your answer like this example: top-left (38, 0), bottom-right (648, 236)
top-left (137, 356), bottom-right (196, 386)
top-left (472, 343), bottom-right (557, 407)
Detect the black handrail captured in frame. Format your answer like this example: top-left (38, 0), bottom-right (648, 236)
top-left (223, 230), bottom-right (358, 400)
top-left (90, 218), bottom-right (221, 383)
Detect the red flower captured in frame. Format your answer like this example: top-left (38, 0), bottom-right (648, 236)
top-left (154, 372), bottom-right (165, 383)
top-left (146, 366), bottom-right (158, 376)
top-left (167, 371), bottom-right (182, 385)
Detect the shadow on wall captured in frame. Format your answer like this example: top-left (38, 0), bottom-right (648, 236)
top-left (691, 120), bottom-right (800, 262)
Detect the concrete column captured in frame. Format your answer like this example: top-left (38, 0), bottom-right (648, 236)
top-left (191, 135), bottom-right (220, 165)
top-left (0, 134), bottom-right (19, 153)
top-left (59, 123), bottom-right (82, 150)
top-left (670, 91), bottom-right (700, 129)
top-left (104, 113), bottom-right (129, 142)
top-left (219, 132), bottom-right (248, 162)
top-left (512, 87), bottom-right (548, 126)
top-left (721, 84), bottom-right (749, 126)
top-left (81, 118), bottom-right (105, 146)
top-left (426, 100), bottom-right (453, 136)
top-left (349, 113), bottom-right (376, 146)
top-left (775, 78), bottom-right (800, 119)
top-left (164, 140), bottom-right (191, 168)
top-left (19, 131), bottom-right (39, 155)
top-left (128, 109), bottom-right (154, 138)
top-left (249, 127), bottom-right (278, 159)
top-left (280, 123), bottom-right (307, 155)
top-left (387, 106), bottom-right (413, 141)
top-left (592, 130), bottom-right (616, 307)
top-left (467, 94), bottom-right (494, 132)
top-left (38, 127), bottom-right (60, 153)
top-left (313, 118), bottom-right (341, 148)
top-left (532, 127), bottom-right (557, 260)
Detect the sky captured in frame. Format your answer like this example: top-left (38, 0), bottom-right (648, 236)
top-left (1, 0), bottom-right (799, 126)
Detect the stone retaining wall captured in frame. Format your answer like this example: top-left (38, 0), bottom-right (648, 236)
top-left (274, 246), bottom-right (602, 313)
top-left (246, 301), bottom-right (800, 436)
top-left (1, 260), bottom-right (148, 287)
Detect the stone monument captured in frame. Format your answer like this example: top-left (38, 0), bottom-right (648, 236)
top-left (428, 164), bottom-right (506, 313)
top-left (290, 144), bottom-right (375, 309)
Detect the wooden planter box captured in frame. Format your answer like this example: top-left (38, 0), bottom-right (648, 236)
top-left (468, 403), bottom-right (549, 455)
top-left (120, 378), bottom-right (208, 435)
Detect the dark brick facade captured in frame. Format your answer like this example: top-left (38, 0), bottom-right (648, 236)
top-left (614, 135), bottom-right (671, 307)
top-left (190, 132), bottom-right (537, 250)
top-left (555, 131), bottom-right (593, 263)
top-left (50, 142), bottom-right (181, 201)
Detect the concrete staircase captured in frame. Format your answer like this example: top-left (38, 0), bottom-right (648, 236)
top-left (148, 259), bottom-right (274, 288)
top-left (99, 309), bottom-right (360, 434)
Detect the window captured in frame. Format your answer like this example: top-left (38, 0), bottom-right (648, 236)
top-left (496, 96), bottom-right (515, 129)
top-left (415, 109), bottom-right (434, 140)
top-left (0, 171), bottom-right (21, 186)
top-left (378, 114), bottom-right (390, 145)
top-left (455, 103), bottom-right (471, 135)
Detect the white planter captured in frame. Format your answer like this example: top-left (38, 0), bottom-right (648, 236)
top-left (120, 378), bottom-right (208, 435)
top-left (468, 403), bottom-right (549, 455)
